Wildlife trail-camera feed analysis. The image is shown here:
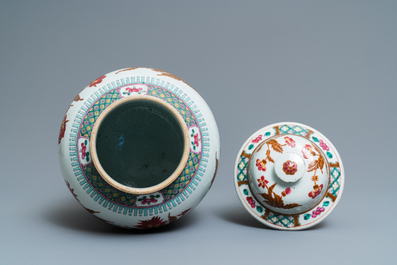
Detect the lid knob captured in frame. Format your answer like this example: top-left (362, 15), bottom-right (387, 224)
top-left (274, 153), bottom-right (305, 183)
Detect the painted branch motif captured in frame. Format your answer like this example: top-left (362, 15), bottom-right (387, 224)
top-left (255, 139), bottom-right (285, 172)
top-left (115, 68), bottom-right (139, 74)
top-left (255, 138), bottom-right (301, 209)
top-left (134, 208), bottom-right (193, 228)
top-left (58, 115), bottom-right (69, 144)
top-left (65, 181), bottom-right (79, 202)
top-left (302, 144), bottom-right (325, 199)
top-left (209, 152), bottom-right (219, 189)
top-left (89, 75), bottom-right (106, 87)
top-left (258, 176), bottom-right (301, 209)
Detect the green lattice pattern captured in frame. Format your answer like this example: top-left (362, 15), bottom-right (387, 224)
top-left (83, 165), bottom-right (137, 205)
top-left (80, 90), bottom-right (119, 137)
top-left (79, 85), bottom-right (201, 207)
top-left (237, 156), bottom-right (249, 182)
top-left (279, 125), bottom-right (308, 137)
top-left (149, 87), bottom-right (196, 127)
top-left (162, 152), bottom-right (201, 200)
top-left (328, 168), bottom-right (341, 197)
top-left (266, 212), bottom-right (295, 228)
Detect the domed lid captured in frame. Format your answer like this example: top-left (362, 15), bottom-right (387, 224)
top-left (234, 122), bottom-right (344, 230)
top-left (248, 135), bottom-right (329, 215)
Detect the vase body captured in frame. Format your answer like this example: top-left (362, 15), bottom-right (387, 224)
top-left (58, 68), bottom-right (220, 229)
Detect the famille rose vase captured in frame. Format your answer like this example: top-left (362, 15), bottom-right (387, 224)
top-left (58, 68), bottom-right (220, 229)
top-left (234, 122), bottom-right (344, 230)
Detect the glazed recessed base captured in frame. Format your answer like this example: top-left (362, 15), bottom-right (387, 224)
top-left (90, 95), bottom-right (190, 195)
top-left (234, 122), bottom-right (344, 230)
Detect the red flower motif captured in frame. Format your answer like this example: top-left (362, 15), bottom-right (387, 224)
top-left (308, 184), bottom-right (324, 199)
top-left (178, 208), bottom-right (192, 217)
top-left (58, 115), bottom-right (68, 144)
top-left (126, 87), bottom-right (142, 93)
top-left (81, 142), bottom-right (87, 159)
top-left (257, 175), bottom-right (269, 189)
top-left (135, 216), bottom-right (167, 229)
top-left (302, 144), bottom-right (314, 159)
top-left (283, 160), bottom-right (297, 175)
top-left (256, 159), bottom-right (266, 172)
top-left (284, 137), bottom-right (296, 147)
top-left (141, 197), bottom-right (158, 205)
top-left (194, 133), bottom-right (199, 147)
top-left (89, 75), bottom-right (106, 87)
top-left (252, 135), bottom-right (262, 143)
top-left (246, 197), bottom-right (256, 208)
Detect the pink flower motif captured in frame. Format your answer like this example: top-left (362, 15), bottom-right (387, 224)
top-left (257, 176), bottom-right (269, 189)
top-left (302, 144), bottom-right (314, 159)
top-left (252, 135), bottom-right (262, 143)
top-left (319, 139), bottom-right (329, 151)
top-left (311, 206), bottom-right (325, 218)
top-left (194, 133), bottom-right (199, 147)
top-left (256, 159), bottom-right (266, 172)
top-left (284, 137), bottom-right (296, 147)
top-left (246, 197), bottom-right (256, 208)
top-left (281, 187), bottom-right (292, 197)
top-left (308, 184), bottom-right (324, 199)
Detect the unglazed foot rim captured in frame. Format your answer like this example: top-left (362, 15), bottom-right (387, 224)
top-left (234, 122), bottom-right (344, 230)
top-left (90, 95), bottom-right (190, 195)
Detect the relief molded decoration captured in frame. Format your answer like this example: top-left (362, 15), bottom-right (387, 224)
top-left (235, 122), bottom-right (344, 230)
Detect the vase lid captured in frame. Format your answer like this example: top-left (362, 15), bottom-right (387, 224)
top-left (234, 122), bottom-right (344, 230)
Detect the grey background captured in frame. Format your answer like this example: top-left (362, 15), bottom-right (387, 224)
top-left (1, 1), bottom-right (396, 264)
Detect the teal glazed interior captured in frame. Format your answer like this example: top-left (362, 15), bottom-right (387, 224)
top-left (95, 99), bottom-right (185, 189)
